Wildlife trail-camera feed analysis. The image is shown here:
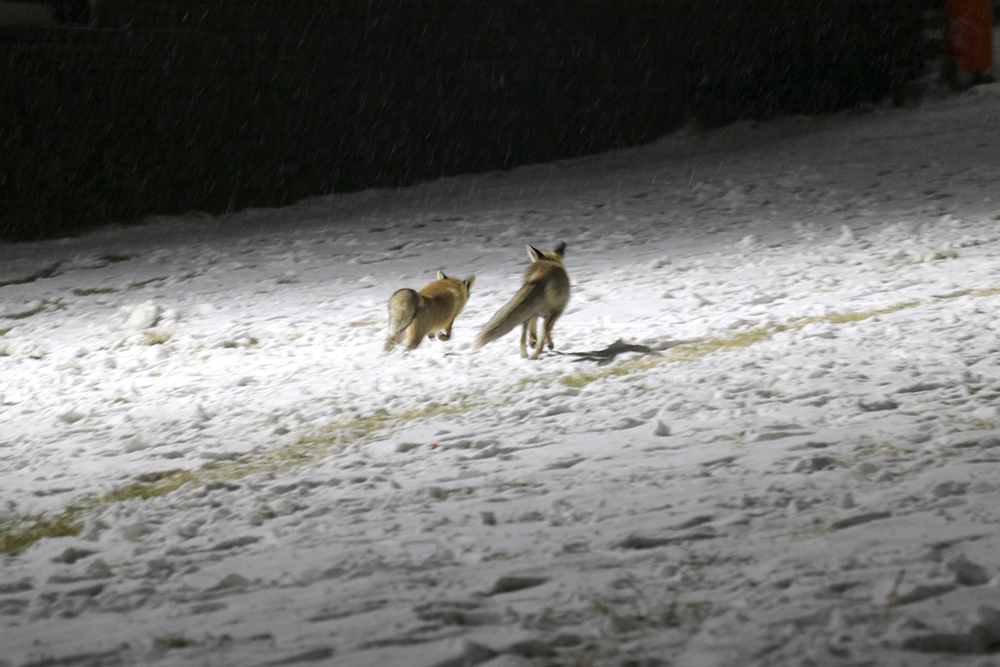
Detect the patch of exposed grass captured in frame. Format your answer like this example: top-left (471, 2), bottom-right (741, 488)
top-left (101, 470), bottom-right (198, 503)
top-left (666, 326), bottom-right (777, 363)
top-left (794, 301), bottom-right (919, 327)
top-left (972, 286), bottom-right (1000, 298)
top-left (219, 335), bottom-right (258, 349)
top-left (0, 511), bottom-right (83, 554)
top-left (348, 320), bottom-right (380, 328)
top-left (296, 402), bottom-right (475, 455)
top-left (0, 327), bottom-right (12, 337)
top-left (0, 468), bottom-right (212, 554)
top-left (140, 330), bottom-right (172, 346)
top-left (561, 354), bottom-right (663, 388)
top-left (515, 376), bottom-right (545, 390)
top-left (105, 403), bottom-right (481, 497)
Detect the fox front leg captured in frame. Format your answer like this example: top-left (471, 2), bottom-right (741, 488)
top-left (526, 319), bottom-right (539, 348)
top-left (540, 312), bottom-right (561, 354)
top-left (543, 321), bottom-right (556, 350)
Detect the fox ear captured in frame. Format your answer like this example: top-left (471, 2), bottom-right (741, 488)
top-left (437, 270), bottom-right (447, 280)
top-left (464, 275), bottom-right (476, 290)
top-left (526, 245), bottom-right (543, 262)
top-left (554, 242), bottom-right (566, 257)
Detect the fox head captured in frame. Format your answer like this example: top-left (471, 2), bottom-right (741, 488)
top-left (436, 270), bottom-right (476, 293)
top-left (526, 242), bottom-right (566, 265)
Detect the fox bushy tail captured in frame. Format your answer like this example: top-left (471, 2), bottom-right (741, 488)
top-left (385, 289), bottom-right (421, 351)
top-left (473, 282), bottom-right (545, 350)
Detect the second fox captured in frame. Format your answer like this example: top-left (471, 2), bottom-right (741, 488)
top-left (385, 271), bottom-right (475, 353)
top-left (474, 243), bottom-right (570, 359)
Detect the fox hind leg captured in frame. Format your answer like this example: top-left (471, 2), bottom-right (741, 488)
top-left (404, 325), bottom-right (425, 351)
top-left (519, 321), bottom-right (530, 358)
top-left (531, 312), bottom-right (561, 359)
top-left (384, 326), bottom-right (409, 353)
top-left (531, 322), bottom-right (545, 359)
top-left (528, 317), bottom-right (546, 359)
top-left (436, 318), bottom-right (455, 341)
top-left (543, 311), bottom-right (561, 350)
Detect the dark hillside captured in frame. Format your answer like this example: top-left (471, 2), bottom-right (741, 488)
top-left (1, 1), bottom-right (922, 241)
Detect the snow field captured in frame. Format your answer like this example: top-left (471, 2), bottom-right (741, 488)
top-left (1, 87), bottom-right (1000, 666)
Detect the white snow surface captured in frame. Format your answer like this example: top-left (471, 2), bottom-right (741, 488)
top-left (3, 87), bottom-right (1000, 667)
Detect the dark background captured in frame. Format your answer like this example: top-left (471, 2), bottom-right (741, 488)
top-left (1, 1), bottom-right (925, 242)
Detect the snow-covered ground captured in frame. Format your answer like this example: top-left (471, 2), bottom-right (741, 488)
top-left (3, 81), bottom-right (1000, 667)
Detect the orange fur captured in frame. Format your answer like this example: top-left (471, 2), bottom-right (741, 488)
top-left (385, 271), bottom-right (475, 353)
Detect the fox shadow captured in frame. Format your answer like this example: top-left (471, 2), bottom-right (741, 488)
top-left (563, 338), bottom-right (659, 366)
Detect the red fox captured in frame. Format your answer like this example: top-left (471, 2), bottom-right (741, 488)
top-left (384, 271), bottom-right (476, 353)
top-left (473, 243), bottom-right (570, 359)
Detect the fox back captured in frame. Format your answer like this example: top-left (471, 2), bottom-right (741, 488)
top-left (385, 271), bottom-right (475, 352)
top-left (474, 243), bottom-right (570, 358)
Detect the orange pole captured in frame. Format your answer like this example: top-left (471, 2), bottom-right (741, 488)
top-left (944, 0), bottom-right (994, 72)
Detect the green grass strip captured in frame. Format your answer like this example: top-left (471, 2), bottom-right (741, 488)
top-left (0, 511), bottom-right (84, 554)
